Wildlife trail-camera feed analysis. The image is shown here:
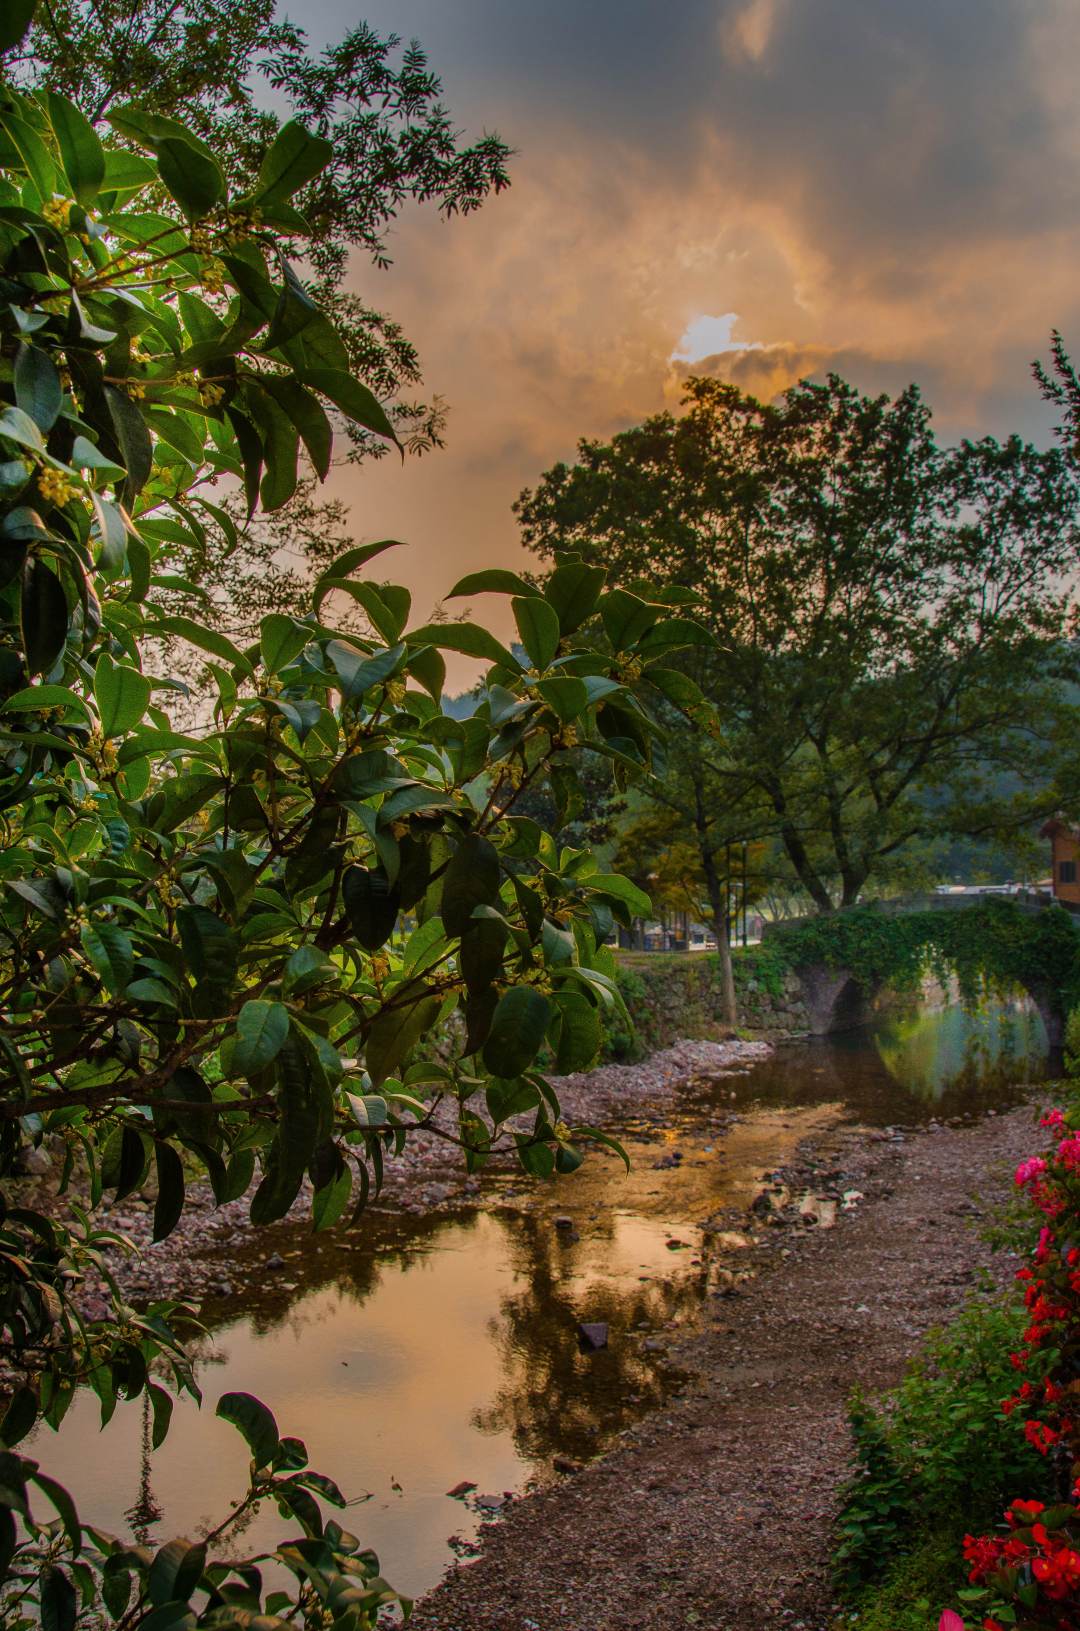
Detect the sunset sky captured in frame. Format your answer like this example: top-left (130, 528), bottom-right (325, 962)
top-left (306, 0), bottom-right (1080, 670)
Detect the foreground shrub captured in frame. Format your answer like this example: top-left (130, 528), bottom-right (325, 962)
top-left (0, 10), bottom-right (708, 1622)
top-left (835, 1290), bottom-right (1053, 1601)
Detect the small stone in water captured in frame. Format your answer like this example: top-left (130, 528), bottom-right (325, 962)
top-left (446, 1481), bottom-right (476, 1499)
top-left (577, 1321), bottom-right (609, 1350)
top-left (554, 1215), bottom-right (574, 1230)
top-left (553, 1455), bottom-right (582, 1474)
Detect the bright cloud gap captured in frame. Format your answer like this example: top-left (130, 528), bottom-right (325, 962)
top-left (672, 311), bottom-right (765, 363)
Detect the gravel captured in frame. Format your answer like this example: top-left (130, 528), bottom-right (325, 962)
top-left (406, 1096), bottom-right (1044, 1631)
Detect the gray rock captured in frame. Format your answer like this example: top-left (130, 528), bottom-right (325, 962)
top-left (577, 1321), bottom-right (609, 1351)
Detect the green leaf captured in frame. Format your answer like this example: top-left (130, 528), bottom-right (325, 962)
top-left (40, 1565), bottom-right (76, 1631)
top-left (554, 990), bottom-right (601, 1072)
top-left (0, 0), bottom-right (36, 54)
top-left (448, 569), bottom-right (539, 599)
top-left (536, 675), bottom-right (588, 723)
top-left (148, 1538), bottom-right (206, 1608)
top-left (21, 558), bottom-right (68, 675)
top-left (512, 595), bottom-right (561, 669)
top-left (260, 613), bottom-right (309, 674)
top-left (261, 375), bottom-right (332, 479)
top-left (3, 683), bottom-right (91, 722)
top-left (152, 1143), bottom-right (185, 1242)
top-left (0, 111), bottom-right (56, 200)
top-left (544, 562), bottom-right (606, 633)
top-left (80, 923), bottom-right (134, 990)
top-left (601, 588), bottom-right (659, 650)
top-left (45, 91), bottom-right (105, 205)
top-left (441, 834), bottom-right (501, 937)
top-left (156, 136), bottom-right (225, 219)
top-left (233, 999), bottom-right (290, 1076)
top-left (483, 988), bottom-right (552, 1076)
top-left (343, 866), bottom-right (401, 951)
top-left (252, 119), bottom-right (333, 203)
top-left (587, 872), bottom-right (652, 917)
top-left (216, 1391), bottom-right (279, 1468)
top-left (0, 1386), bottom-right (37, 1448)
top-left (14, 344), bottom-right (61, 432)
top-left (300, 369), bottom-right (399, 445)
top-left (145, 615), bottom-right (254, 676)
top-left (365, 993), bottom-right (441, 1087)
top-left (407, 622), bottom-right (519, 671)
top-left (94, 653), bottom-right (151, 737)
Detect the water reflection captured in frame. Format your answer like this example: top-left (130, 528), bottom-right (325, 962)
top-left (711, 993), bottom-right (1047, 1126)
top-left (24, 996), bottom-right (1046, 1598)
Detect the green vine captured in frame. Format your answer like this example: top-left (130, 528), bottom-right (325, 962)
top-left (770, 902), bottom-right (1080, 1018)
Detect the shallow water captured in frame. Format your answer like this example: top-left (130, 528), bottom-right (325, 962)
top-left (26, 994), bottom-right (1047, 1598)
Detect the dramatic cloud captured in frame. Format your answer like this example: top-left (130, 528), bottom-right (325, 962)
top-left (305, 0), bottom-right (1080, 678)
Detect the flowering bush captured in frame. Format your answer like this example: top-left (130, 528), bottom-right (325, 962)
top-left (948, 1105), bottom-right (1080, 1630)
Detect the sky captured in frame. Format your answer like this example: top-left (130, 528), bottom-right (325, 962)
top-left (300, 0), bottom-right (1080, 670)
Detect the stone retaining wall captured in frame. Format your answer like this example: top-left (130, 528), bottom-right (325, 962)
top-left (607, 949), bottom-right (810, 1060)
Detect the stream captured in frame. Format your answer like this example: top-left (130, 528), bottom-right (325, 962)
top-left (27, 993), bottom-right (1048, 1600)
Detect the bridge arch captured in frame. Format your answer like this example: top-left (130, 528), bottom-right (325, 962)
top-left (766, 897), bottom-right (1080, 1046)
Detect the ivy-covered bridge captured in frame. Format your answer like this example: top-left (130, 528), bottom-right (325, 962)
top-left (766, 896), bottom-right (1080, 1045)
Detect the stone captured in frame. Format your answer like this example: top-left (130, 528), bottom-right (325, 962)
top-left (554, 1215), bottom-right (575, 1230)
top-left (577, 1321), bottom-right (609, 1351)
top-left (265, 1252), bottom-right (286, 1270)
top-left (446, 1481), bottom-right (476, 1499)
top-left (212, 1280), bottom-right (233, 1297)
top-left (553, 1455), bottom-right (582, 1474)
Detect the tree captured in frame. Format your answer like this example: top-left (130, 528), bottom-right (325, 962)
top-left (0, 35), bottom-right (696, 1625)
top-left (517, 374), bottom-right (1080, 915)
top-left (12, 0), bottom-right (512, 635)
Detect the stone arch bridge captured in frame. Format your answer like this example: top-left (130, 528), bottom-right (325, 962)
top-left (765, 892), bottom-right (1080, 1047)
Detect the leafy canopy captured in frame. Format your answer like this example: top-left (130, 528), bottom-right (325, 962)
top-left (517, 374), bottom-right (1080, 912)
top-left (0, 19), bottom-right (699, 1627)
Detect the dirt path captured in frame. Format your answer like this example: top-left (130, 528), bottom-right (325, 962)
top-left (407, 1102), bottom-right (1041, 1631)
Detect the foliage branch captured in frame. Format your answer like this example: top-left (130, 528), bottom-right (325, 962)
top-left (0, 20), bottom-right (700, 1625)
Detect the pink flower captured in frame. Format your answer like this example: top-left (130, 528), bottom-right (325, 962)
top-left (1041, 1108), bottom-right (1066, 1133)
top-left (938, 1613), bottom-right (965, 1631)
top-left (1016, 1157), bottom-right (1049, 1187)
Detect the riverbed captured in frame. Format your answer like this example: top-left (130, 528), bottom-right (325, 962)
top-left (24, 993), bottom-right (1046, 1600)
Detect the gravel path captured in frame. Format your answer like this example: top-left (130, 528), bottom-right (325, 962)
top-left (407, 1101), bottom-right (1042, 1631)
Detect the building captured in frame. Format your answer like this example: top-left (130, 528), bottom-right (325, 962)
top-left (1041, 818), bottom-right (1080, 905)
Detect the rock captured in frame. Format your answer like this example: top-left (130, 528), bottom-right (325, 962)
top-left (577, 1322), bottom-right (609, 1351)
top-left (642, 1337), bottom-right (667, 1352)
top-left (474, 1493), bottom-right (506, 1511)
top-left (553, 1455), bottom-right (582, 1474)
top-left (446, 1481), bottom-right (476, 1499)
top-left (18, 1145), bottom-right (52, 1175)
top-left (554, 1216), bottom-right (575, 1230)
top-left (265, 1252), bottom-right (286, 1270)
top-left (211, 1280), bottom-right (233, 1297)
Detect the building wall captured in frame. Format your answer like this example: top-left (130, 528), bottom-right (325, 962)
top-left (1049, 829), bottom-right (1080, 904)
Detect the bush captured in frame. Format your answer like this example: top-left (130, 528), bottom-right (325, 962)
top-left (835, 1290), bottom-right (1055, 1601)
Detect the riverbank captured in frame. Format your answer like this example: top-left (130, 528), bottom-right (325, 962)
top-left (31, 1035), bottom-right (772, 1317)
top-left (407, 1099), bottom-right (1040, 1631)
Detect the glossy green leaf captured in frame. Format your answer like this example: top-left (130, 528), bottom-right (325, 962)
top-left (80, 923), bottom-right (133, 991)
top-left (93, 653), bottom-right (150, 737)
top-left (20, 558), bottom-right (68, 675)
top-left (441, 833), bottom-right (501, 937)
top-left (156, 136), bottom-right (226, 219)
top-left (45, 91), bottom-right (105, 205)
top-left (342, 866), bottom-right (400, 951)
top-left (216, 1391), bottom-right (279, 1468)
top-left (512, 595), bottom-right (561, 669)
top-left (0, 0), bottom-right (36, 53)
top-left (150, 1142), bottom-right (185, 1243)
top-left (14, 344), bottom-right (61, 432)
top-left (260, 612), bottom-right (309, 674)
top-left (483, 987), bottom-right (551, 1076)
top-left (544, 561), bottom-right (606, 633)
top-left (233, 999), bottom-right (290, 1076)
top-left (300, 369), bottom-right (399, 445)
top-left (252, 119), bottom-right (333, 203)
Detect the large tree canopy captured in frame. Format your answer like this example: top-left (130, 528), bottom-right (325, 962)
top-left (517, 374), bottom-right (1080, 912)
top-left (10, 0), bottom-right (512, 634)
